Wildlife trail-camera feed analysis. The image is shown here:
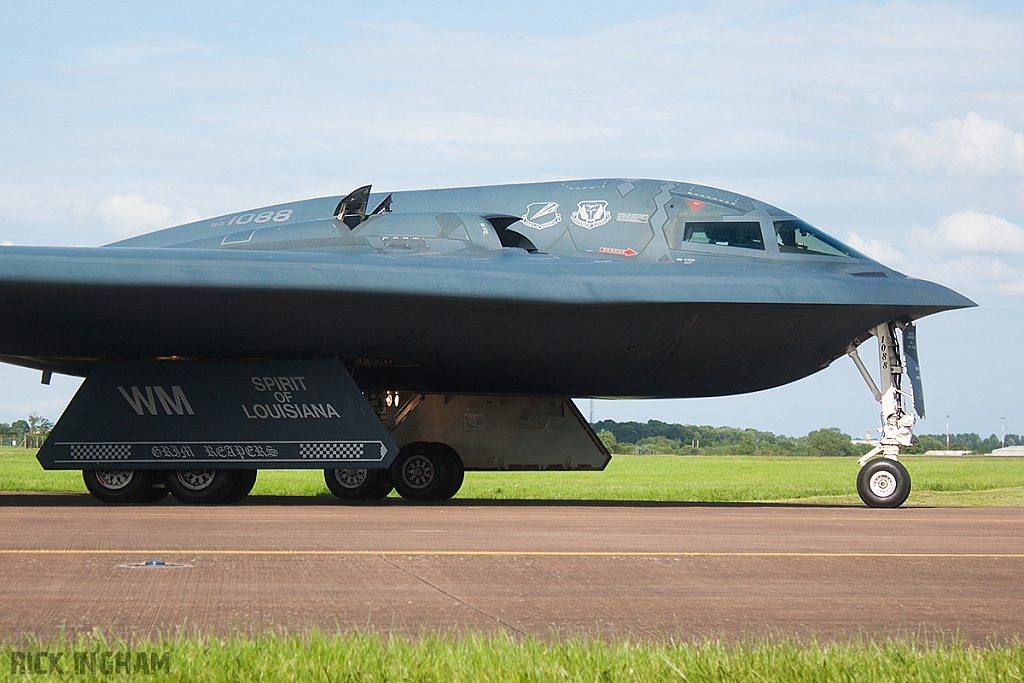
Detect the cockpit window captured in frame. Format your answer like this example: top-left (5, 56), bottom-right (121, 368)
top-left (774, 220), bottom-right (863, 258)
top-left (681, 221), bottom-right (764, 250)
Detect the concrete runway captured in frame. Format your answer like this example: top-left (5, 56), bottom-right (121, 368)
top-left (2, 493), bottom-right (1024, 643)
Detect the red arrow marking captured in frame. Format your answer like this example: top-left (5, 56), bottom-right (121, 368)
top-left (599, 247), bottom-right (638, 256)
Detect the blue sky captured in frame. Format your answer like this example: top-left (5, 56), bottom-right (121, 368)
top-left (1, 1), bottom-right (1022, 439)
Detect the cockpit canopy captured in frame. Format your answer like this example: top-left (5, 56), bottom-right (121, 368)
top-left (667, 216), bottom-right (865, 259)
top-left (679, 221), bottom-right (765, 250)
top-left (773, 219), bottom-right (864, 258)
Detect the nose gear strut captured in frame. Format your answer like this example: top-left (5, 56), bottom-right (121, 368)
top-left (846, 320), bottom-right (921, 507)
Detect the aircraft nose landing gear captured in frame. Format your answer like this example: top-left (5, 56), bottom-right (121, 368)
top-left (847, 320), bottom-right (925, 508)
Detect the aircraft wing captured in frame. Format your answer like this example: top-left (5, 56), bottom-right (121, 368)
top-left (0, 244), bottom-right (972, 399)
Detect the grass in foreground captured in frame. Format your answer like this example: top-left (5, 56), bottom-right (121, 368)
top-left (4, 447), bottom-right (1024, 505)
top-left (2, 631), bottom-right (1023, 683)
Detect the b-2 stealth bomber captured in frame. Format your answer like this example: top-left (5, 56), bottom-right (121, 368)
top-left (0, 179), bottom-right (973, 507)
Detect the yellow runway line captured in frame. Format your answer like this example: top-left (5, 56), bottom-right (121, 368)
top-left (1, 549), bottom-right (1023, 558)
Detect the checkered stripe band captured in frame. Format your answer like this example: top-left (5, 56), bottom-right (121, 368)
top-left (70, 444), bottom-right (132, 460)
top-left (299, 442), bottom-right (373, 460)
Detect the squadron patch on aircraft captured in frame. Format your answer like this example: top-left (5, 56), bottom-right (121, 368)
top-left (571, 200), bottom-right (612, 229)
top-left (521, 202), bottom-right (562, 229)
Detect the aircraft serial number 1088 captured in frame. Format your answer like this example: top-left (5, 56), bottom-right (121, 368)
top-left (0, 179), bottom-right (972, 507)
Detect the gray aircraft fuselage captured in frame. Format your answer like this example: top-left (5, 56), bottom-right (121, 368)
top-left (0, 179), bottom-right (973, 399)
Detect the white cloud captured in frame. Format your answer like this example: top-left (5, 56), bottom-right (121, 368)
top-left (845, 234), bottom-right (906, 267)
top-left (920, 211), bottom-right (1024, 295)
top-left (851, 210), bottom-right (1024, 297)
top-left (883, 112), bottom-right (1024, 177)
top-left (922, 253), bottom-right (1024, 297)
top-left (0, 395), bottom-right (81, 425)
top-left (96, 193), bottom-right (199, 237)
top-left (0, 241), bottom-right (12, 246)
top-left (931, 210), bottom-right (1024, 254)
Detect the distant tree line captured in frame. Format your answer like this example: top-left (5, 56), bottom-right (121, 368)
top-left (592, 419), bottom-right (1019, 456)
top-left (0, 414), bottom-right (54, 448)
top-left (591, 419), bottom-right (870, 456)
top-left (904, 432), bottom-right (1020, 454)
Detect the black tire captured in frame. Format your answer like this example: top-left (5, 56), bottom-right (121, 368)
top-left (433, 443), bottom-right (464, 500)
top-left (137, 484), bottom-right (170, 504)
top-left (83, 470), bottom-right (158, 504)
top-left (165, 469), bottom-right (239, 505)
top-left (324, 468), bottom-right (389, 500)
top-left (390, 442), bottom-right (452, 501)
top-left (369, 483), bottom-right (394, 499)
top-left (82, 473), bottom-right (157, 505)
top-left (368, 470), bottom-right (394, 499)
top-left (222, 470), bottom-right (258, 504)
top-left (857, 458), bottom-right (911, 508)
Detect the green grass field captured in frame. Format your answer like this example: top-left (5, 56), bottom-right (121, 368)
top-left (3, 447), bottom-right (1024, 505)
top-left (2, 631), bottom-right (1023, 683)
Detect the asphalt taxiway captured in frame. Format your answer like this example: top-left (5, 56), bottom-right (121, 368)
top-left (2, 494), bottom-right (1023, 643)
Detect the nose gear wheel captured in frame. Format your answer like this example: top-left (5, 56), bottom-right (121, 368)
top-left (857, 459), bottom-right (911, 508)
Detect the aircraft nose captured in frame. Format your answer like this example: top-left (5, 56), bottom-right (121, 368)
top-left (887, 274), bottom-right (976, 317)
top-left (840, 263), bottom-right (974, 318)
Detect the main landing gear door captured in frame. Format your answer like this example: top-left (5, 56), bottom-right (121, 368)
top-left (36, 360), bottom-right (398, 471)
